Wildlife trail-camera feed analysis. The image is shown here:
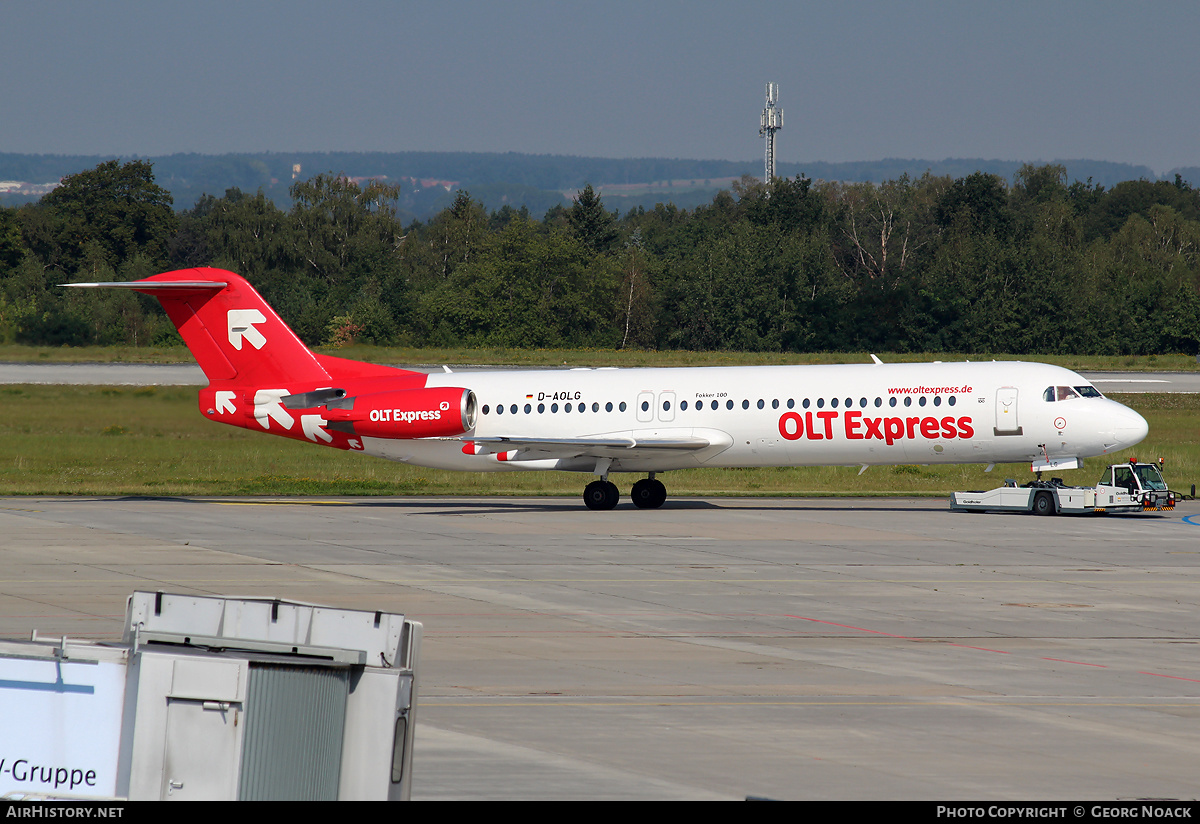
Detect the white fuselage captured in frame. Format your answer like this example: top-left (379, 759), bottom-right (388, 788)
top-left (355, 361), bottom-right (1148, 474)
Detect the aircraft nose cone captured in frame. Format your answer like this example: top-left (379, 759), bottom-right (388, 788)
top-left (1112, 405), bottom-right (1149, 448)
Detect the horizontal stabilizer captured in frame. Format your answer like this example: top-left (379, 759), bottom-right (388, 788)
top-left (64, 280), bottom-right (228, 294)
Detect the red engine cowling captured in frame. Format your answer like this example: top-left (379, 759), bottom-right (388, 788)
top-left (326, 387), bottom-right (477, 439)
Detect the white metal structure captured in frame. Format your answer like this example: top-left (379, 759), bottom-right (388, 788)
top-left (760, 82), bottom-right (783, 181)
top-left (0, 592), bottom-right (422, 801)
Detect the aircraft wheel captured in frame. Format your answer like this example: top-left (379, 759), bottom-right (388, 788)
top-left (584, 480), bottom-right (619, 511)
top-left (604, 480), bottom-right (620, 508)
top-left (631, 478), bottom-right (667, 509)
top-left (1032, 491), bottom-right (1055, 516)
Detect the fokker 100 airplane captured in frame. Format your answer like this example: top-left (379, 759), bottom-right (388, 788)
top-left (69, 268), bottom-right (1150, 510)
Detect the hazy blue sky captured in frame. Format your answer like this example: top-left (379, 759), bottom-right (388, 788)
top-left (3, 1), bottom-right (1198, 173)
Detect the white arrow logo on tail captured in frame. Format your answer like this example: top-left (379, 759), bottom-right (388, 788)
top-left (301, 414), bottom-right (333, 443)
top-left (215, 391), bottom-right (237, 415)
top-left (228, 309), bottom-right (267, 350)
top-left (253, 389), bottom-right (294, 430)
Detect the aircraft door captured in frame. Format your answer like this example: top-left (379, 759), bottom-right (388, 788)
top-left (658, 391), bottom-right (676, 422)
top-left (636, 391), bottom-right (654, 423)
top-left (994, 387), bottom-right (1022, 436)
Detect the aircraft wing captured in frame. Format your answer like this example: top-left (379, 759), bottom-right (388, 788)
top-left (464, 430), bottom-right (727, 461)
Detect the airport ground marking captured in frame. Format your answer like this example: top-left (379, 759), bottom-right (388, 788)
top-left (1136, 671), bottom-right (1200, 684)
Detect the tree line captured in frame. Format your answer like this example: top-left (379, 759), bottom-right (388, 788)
top-left (1, 158), bottom-right (1198, 355)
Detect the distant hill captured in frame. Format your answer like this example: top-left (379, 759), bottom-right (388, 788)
top-left (782, 158), bottom-right (1163, 188)
top-left (0, 151), bottom-right (1190, 219)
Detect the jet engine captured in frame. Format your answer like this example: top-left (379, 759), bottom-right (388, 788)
top-left (303, 387), bottom-right (477, 439)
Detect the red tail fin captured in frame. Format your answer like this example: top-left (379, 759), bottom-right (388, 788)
top-left (67, 267), bottom-right (407, 386)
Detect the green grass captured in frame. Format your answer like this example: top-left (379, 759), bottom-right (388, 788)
top-left (0, 344), bottom-right (195, 364)
top-left (2, 343), bottom-right (1199, 371)
top-left (0, 386), bottom-right (1196, 498)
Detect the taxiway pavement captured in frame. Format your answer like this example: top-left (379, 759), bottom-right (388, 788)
top-left (2, 495), bottom-right (1198, 800)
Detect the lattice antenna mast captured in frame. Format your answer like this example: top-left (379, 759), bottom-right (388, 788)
top-left (759, 82), bottom-right (783, 182)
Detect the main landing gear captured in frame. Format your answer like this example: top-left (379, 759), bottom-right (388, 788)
top-left (583, 479), bottom-right (621, 510)
top-left (583, 474), bottom-right (667, 511)
top-left (630, 477), bottom-right (667, 509)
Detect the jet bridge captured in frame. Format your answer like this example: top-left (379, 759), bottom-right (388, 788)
top-left (0, 591), bottom-right (421, 801)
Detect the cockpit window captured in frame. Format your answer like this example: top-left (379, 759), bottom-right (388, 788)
top-left (1074, 385), bottom-right (1103, 398)
top-left (1044, 385), bottom-right (1086, 402)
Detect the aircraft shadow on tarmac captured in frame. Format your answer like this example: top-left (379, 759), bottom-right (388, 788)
top-left (96, 494), bottom-right (979, 516)
top-left (109, 494), bottom-right (720, 514)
